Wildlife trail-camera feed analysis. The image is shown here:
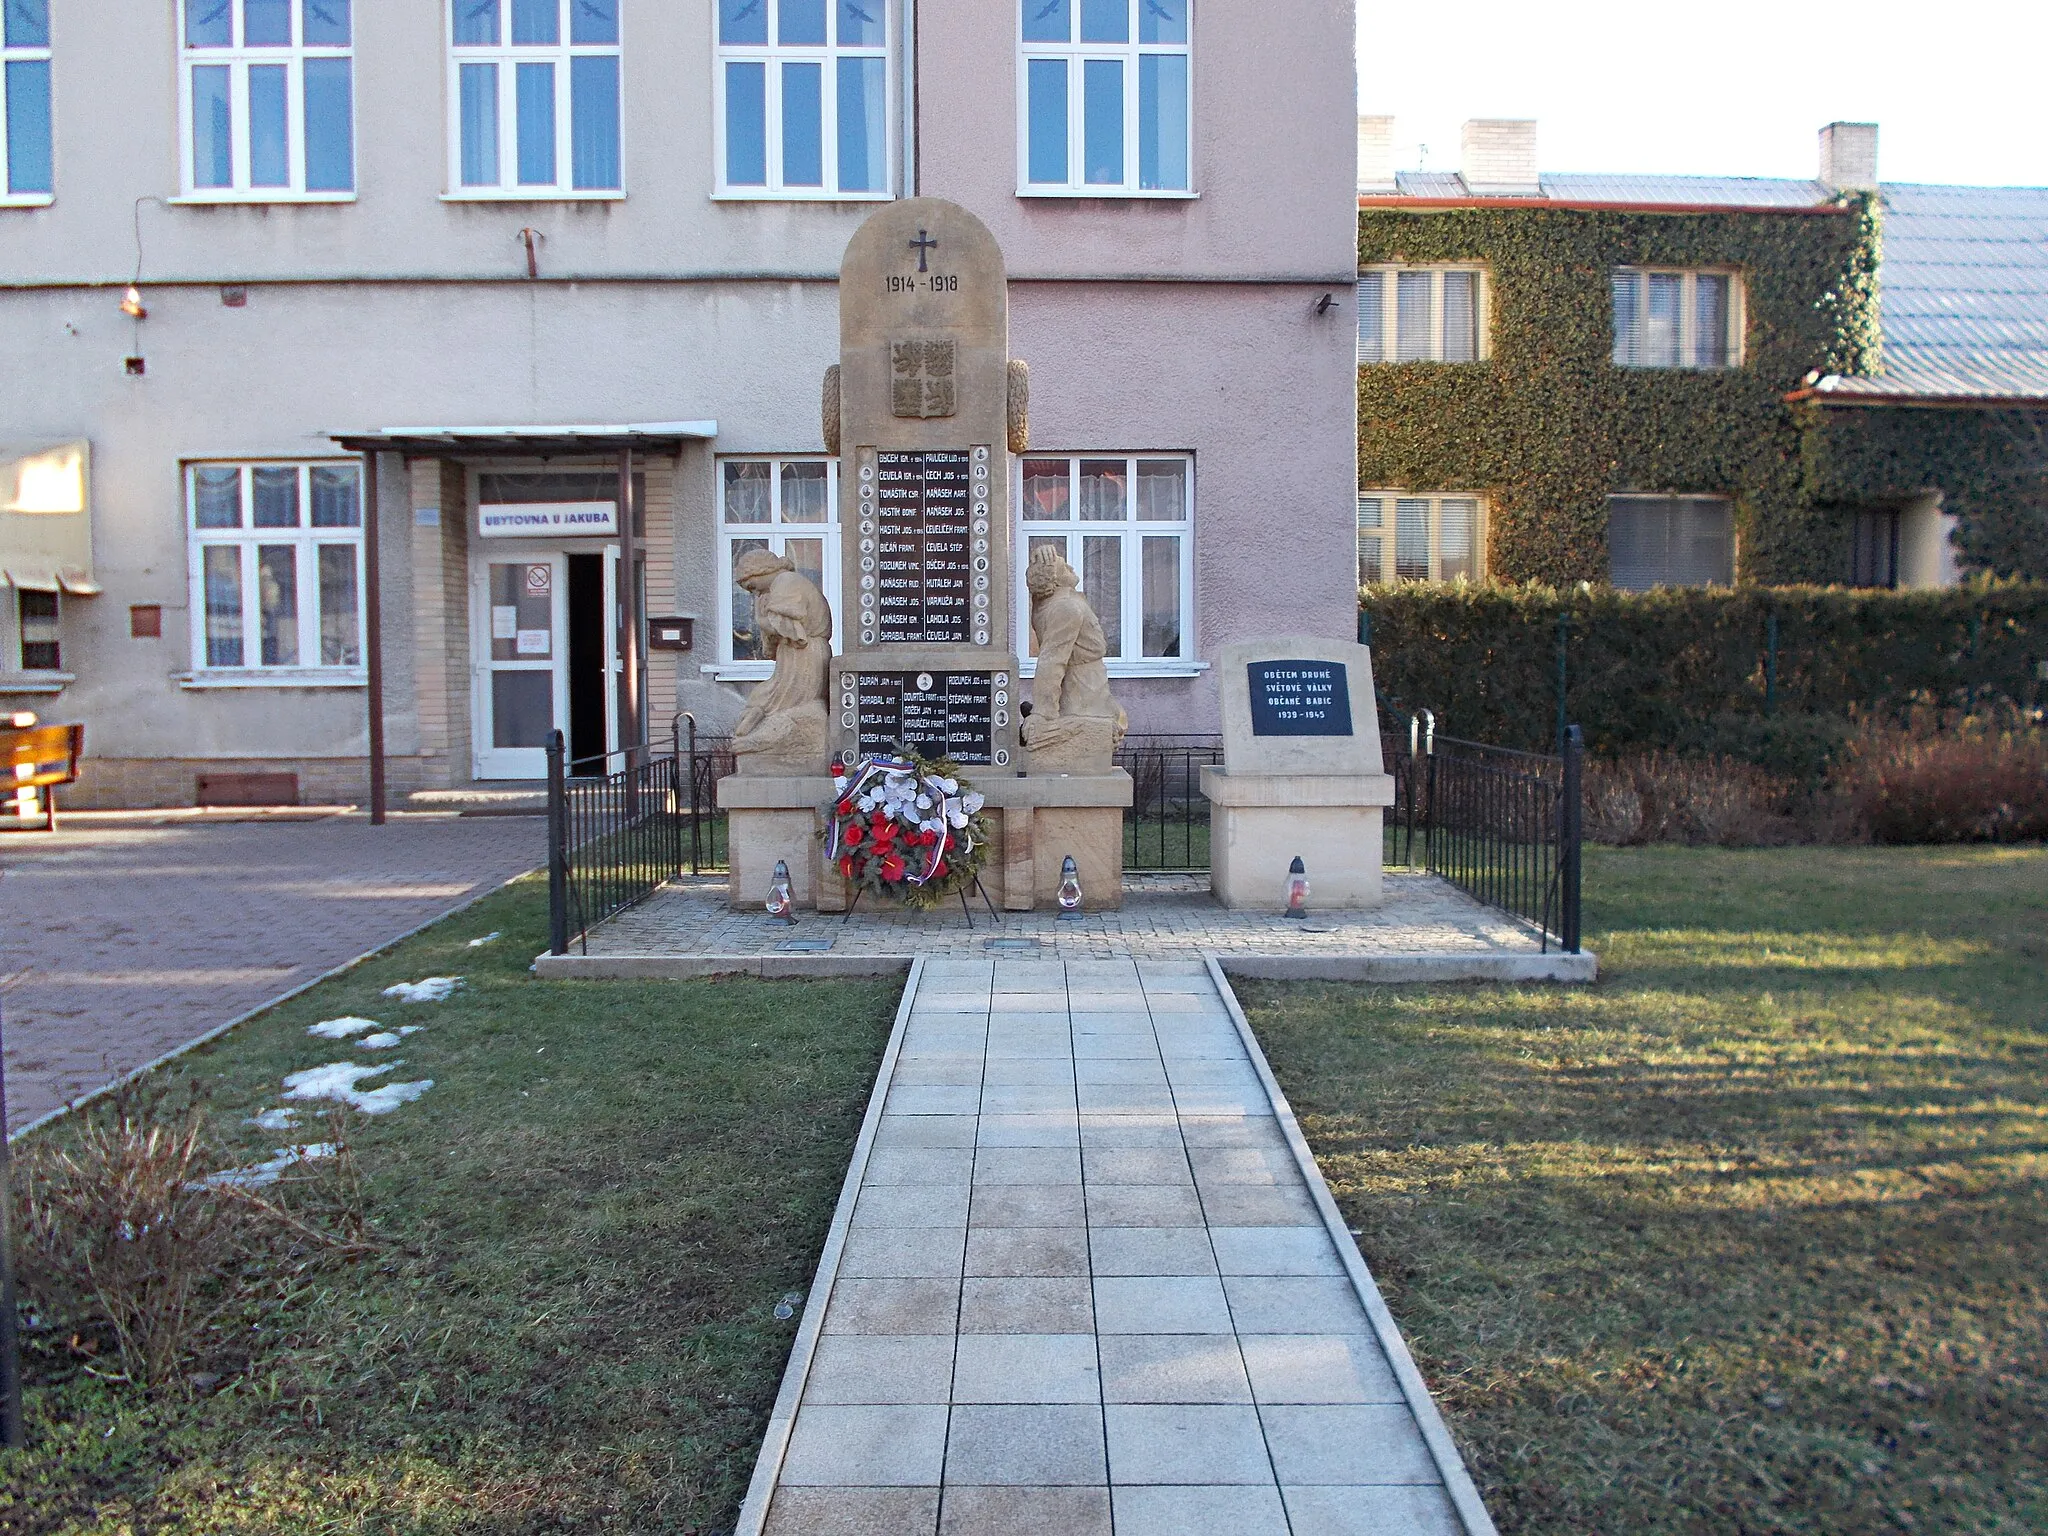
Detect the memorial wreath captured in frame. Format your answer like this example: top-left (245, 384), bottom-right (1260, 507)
top-left (823, 753), bottom-right (991, 910)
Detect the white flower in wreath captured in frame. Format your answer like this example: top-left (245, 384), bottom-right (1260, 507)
top-left (961, 791), bottom-right (986, 815)
top-left (934, 777), bottom-right (959, 796)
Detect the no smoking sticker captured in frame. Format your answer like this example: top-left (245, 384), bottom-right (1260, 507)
top-left (524, 564), bottom-right (551, 594)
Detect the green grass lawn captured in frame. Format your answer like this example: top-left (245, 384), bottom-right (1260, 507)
top-left (1241, 845), bottom-right (2048, 1536)
top-left (4, 874), bottom-right (900, 1535)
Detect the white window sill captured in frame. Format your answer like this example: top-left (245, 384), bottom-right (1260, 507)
top-left (702, 662), bottom-right (773, 682)
top-left (440, 189), bottom-right (624, 203)
top-left (169, 192), bottom-right (357, 205)
top-left (1022, 659), bottom-right (1208, 679)
top-left (178, 670), bottom-right (367, 689)
top-left (711, 189), bottom-right (895, 203)
top-left (1016, 187), bottom-right (1198, 201)
top-left (0, 193), bottom-right (54, 209)
top-left (0, 671), bottom-right (73, 693)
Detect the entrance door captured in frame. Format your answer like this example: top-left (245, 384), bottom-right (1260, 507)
top-left (474, 555), bottom-right (568, 779)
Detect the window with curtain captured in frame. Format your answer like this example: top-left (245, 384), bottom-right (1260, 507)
top-left (1017, 454), bottom-right (1193, 668)
top-left (1358, 492), bottom-right (1483, 584)
top-left (715, 0), bottom-right (890, 197)
top-left (1356, 266), bottom-right (1484, 364)
top-left (2, 0), bottom-right (52, 203)
top-left (177, 0), bottom-right (355, 199)
top-left (718, 456), bottom-right (843, 666)
top-left (448, 0), bottom-right (620, 196)
top-left (1019, 0), bottom-right (1190, 195)
top-left (1611, 268), bottom-right (1739, 368)
top-left (1606, 494), bottom-right (1735, 589)
top-left (186, 462), bottom-right (365, 675)
top-left (1850, 507), bottom-right (1901, 589)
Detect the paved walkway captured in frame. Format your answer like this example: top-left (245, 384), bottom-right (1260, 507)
top-left (1, 813), bottom-right (543, 1135)
top-left (742, 957), bottom-right (1491, 1536)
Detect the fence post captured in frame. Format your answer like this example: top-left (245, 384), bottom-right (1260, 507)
top-left (684, 711), bottom-right (701, 876)
top-left (1357, 607), bottom-right (1371, 649)
top-left (1764, 610), bottom-right (1779, 715)
top-left (1560, 724), bottom-right (1584, 955)
top-left (546, 729), bottom-right (569, 956)
top-left (1554, 610), bottom-right (1570, 755)
top-left (1404, 713), bottom-right (1420, 866)
top-left (1421, 709), bottom-right (1437, 870)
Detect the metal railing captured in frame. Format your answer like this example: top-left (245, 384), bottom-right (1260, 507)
top-left (680, 719), bottom-right (735, 875)
top-left (546, 726), bottom-right (688, 955)
top-left (1117, 735), bottom-right (1224, 872)
top-left (1383, 712), bottom-right (1584, 953)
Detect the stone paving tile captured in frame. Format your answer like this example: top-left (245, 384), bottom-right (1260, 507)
top-left (951, 1333), bottom-right (1101, 1403)
top-left (944, 1405), bottom-right (1107, 1485)
top-left (1280, 1484), bottom-right (1466, 1535)
top-left (766, 1487), bottom-right (940, 1535)
top-left (1112, 1484), bottom-right (1292, 1535)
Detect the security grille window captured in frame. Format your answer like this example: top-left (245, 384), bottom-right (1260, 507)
top-left (179, 0), bottom-right (355, 199)
top-left (1018, 455), bottom-right (1193, 665)
top-left (17, 589), bottom-right (58, 670)
top-left (1358, 493), bottom-right (1483, 584)
top-left (1611, 268), bottom-right (1739, 368)
top-left (2, 0), bottom-right (52, 203)
top-left (1020, 0), bottom-right (1190, 195)
top-left (1356, 267), bottom-right (1484, 364)
top-left (186, 462), bottom-right (365, 675)
top-left (448, 0), bottom-right (621, 196)
top-left (1851, 507), bottom-right (1901, 589)
top-left (715, 0), bottom-right (890, 198)
top-left (719, 457), bottom-right (842, 667)
top-left (1607, 494), bottom-right (1735, 589)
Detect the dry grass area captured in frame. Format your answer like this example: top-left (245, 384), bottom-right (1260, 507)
top-left (1241, 845), bottom-right (2048, 1536)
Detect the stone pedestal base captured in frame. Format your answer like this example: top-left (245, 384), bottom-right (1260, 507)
top-left (1200, 767), bottom-right (1396, 911)
top-left (717, 771), bottom-right (1134, 911)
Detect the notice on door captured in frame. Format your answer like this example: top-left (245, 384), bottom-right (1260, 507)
top-left (516, 629), bottom-right (551, 657)
top-left (491, 605), bottom-right (518, 640)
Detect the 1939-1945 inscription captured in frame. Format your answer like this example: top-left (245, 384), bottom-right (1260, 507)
top-left (1246, 660), bottom-right (1354, 737)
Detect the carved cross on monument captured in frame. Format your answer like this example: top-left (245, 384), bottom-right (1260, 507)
top-left (908, 229), bottom-right (938, 273)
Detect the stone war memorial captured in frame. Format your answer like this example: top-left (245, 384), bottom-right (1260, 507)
top-left (1202, 638), bottom-right (1397, 909)
top-left (718, 198), bottom-right (1133, 911)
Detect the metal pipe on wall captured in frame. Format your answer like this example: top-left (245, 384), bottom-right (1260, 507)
top-left (362, 450), bottom-right (387, 824)
top-left (617, 447), bottom-right (643, 766)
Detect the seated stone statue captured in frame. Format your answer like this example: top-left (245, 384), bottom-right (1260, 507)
top-left (731, 549), bottom-right (833, 775)
top-left (1019, 545), bottom-right (1126, 774)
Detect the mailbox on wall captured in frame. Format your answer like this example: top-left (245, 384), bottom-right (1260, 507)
top-left (647, 616), bottom-right (694, 652)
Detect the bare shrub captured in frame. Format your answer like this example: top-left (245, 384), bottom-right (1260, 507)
top-left (1584, 752), bottom-right (1802, 846)
top-left (14, 1096), bottom-right (374, 1389)
top-left (1833, 718), bottom-right (2048, 844)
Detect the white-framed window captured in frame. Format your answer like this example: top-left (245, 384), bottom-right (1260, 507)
top-left (1607, 494), bottom-right (1734, 589)
top-left (1356, 266), bottom-right (1485, 364)
top-left (714, 0), bottom-right (891, 199)
top-left (1611, 268), bottom-right (1740, 369)
top-left (1358, 492), bottom-right (1484, 584)
top-left (447, 0), bottom-right (621, 198)
top-left (178, 0), bottom-right (354, 201)
top-left (718, 456), bottom-right (843, 672)
top-left (1019, 0), bottom-right (1190, 196)
top-left (185, 461), bottom-right (365, 677)
top-left (16, 588), bottom-right (58, 670)
top-left (2, 0), bottom-right (52, 205)
top-left (1017, 454), bottom-right (1192, 668)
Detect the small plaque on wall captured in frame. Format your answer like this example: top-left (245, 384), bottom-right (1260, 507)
top-left (648, 616), bottom-right (694, 652)
top-left (1246, 660), bottom-right (1353, 737)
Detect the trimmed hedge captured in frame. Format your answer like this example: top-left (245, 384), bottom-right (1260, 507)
top-left (1362, 583), bottom-right (2048, 771)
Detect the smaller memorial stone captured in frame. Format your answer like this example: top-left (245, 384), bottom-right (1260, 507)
top-left (1218, 638), bottom-right (1384, 778)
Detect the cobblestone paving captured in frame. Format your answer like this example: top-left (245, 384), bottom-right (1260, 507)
top-left (750, 958), bottom-right (1472, 1535)
top-left (586, 872), bottom-right (1542, 961)
top-left (1, 813), bottom-right (543, 1134)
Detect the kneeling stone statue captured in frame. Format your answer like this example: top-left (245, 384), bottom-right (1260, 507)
top-left (1020, 545), bottom-right (1126, 774)
top-left (731, 549), bottom-right (833, 775)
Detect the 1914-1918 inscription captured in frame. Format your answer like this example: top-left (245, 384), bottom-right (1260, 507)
top-left (1246, 660), bottom-right (1353, 737)
top-left (855, 671), bottom-right (997, 764)
top-left (875, 450), bottom-right (972, 642)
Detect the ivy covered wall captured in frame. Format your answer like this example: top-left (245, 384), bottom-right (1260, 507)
top-left (1356, 198), bottom-right (1891, 585)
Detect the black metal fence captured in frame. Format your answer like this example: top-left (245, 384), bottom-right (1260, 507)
top-left (545, 728), bottom-right (688, 955)
top-left (1118, 735), bottom-right (1224, 872)
top-left (1384, 713), bottom-right (1584, 953)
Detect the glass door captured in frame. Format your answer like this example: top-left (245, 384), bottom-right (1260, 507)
top-left (473, 554), bottom-right (568, 779)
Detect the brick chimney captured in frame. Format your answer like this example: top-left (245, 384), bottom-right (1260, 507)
top-left (1357, 115), bottom-right (1396, 193)
top-left (1819, 121), bottom-right (1879, 190)
top-left (1460, 119), bottom-right (1539, 196)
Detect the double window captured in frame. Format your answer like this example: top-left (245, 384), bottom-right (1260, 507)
top-left (1357, 266), bottom-right (1484, 364)
top-left (1020, 0), bottom-right (1191, 195)
top-left (2, 0), bottom-right (51, 204)
top-left (1611, 268), bottom-right (1739, 369)
top-left (719, 458), bottom-right (842, 668)
top-left (1018, 455), bottom-right (1191, 665)
top-left (716, 0), bottom-right (890, 198)
top-left (187, 462), bottom-right (365, 676)
top-left (179, 0), bottom-right (354, 199)
top-left (449, 0), bottom-right (621, 196)
top-left (1606, 494), bottom-right (1734, 589)
top-left (1358, 493), bottom-right (1483, 585)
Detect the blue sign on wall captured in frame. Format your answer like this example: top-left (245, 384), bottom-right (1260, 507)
top-left (1247, 660), bottom-right (1353, 737)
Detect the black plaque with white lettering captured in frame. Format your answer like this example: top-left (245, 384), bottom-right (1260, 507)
top-left (1246, 660), bottom-right (1353, 737)
top-left (853, 671), bottom-right (996, 764)
top-left (874, 450), bottom-right (972, 643)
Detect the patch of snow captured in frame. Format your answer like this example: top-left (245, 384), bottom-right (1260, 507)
top-left (382, 977), bottom-right (464, 1004)
top-left (246, 1107), bottom-right (300, 1131)
top-left (195, 1143), bottom-right (338, 1190)
top-left (359, 1026), bottom-right (423, 1050)
top-left (282, 1061), bottom-right (434, 1115)
top-left (467, 932), bottom-right (501, 947)
top-left (307, 1016), bottom-right (383, 1039)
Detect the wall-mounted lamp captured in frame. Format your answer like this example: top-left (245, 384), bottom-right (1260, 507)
top-left (1314, 292), bottom-right (1336, 315)
top-left (120, 285), bottom-right (147, 320)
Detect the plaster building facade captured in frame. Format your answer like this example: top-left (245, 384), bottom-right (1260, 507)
top-left (0, 0), bottom-right (1360, 807)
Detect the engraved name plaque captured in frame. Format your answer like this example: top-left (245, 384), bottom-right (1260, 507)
top-left (853, 670), bottom-right (1000, 765)
top-left (873, 449), bottom-right (974, 644)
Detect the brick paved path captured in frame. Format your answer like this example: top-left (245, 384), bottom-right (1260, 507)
top-left (743, 956), bottom-right (1493, 1536)
top-left (0, 814), bottom-right (543, 1135)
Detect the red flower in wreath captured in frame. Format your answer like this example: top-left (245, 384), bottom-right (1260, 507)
top-left (880, 853), bottom-right (907, 882)
top-left (933, 860), bottom-right (949, 878)
top-left (920, 828), bottom-right (939, 846)
top-left (842, 822), bottom-right (865, 846)
top-left (838, 855), bottom-right (856, 878)
top-left (836, 797), bottom-right (854, 815)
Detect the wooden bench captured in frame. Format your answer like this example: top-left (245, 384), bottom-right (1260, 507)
top-left (2, 721), bottom-right (84, 831)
